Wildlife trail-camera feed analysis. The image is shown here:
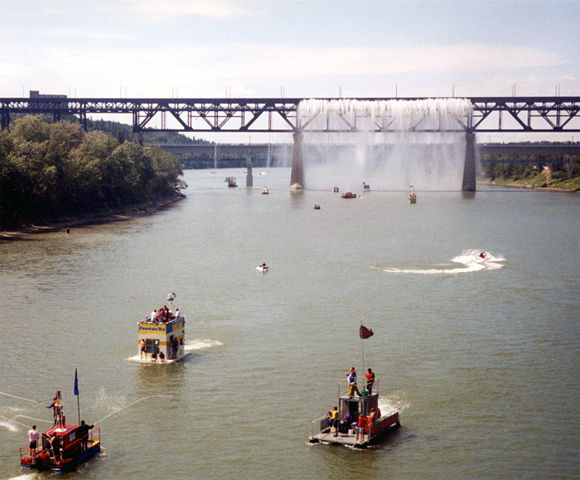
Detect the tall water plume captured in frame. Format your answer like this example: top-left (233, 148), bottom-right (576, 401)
top-left (297, 98), bottom-right (474, 191)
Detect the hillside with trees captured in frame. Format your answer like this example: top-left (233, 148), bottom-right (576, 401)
top-left (0, 116), bottom-right (184, 229)
top-left (480, 145), bottom-right (580, 191)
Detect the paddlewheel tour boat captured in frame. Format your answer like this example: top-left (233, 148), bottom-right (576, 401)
top-left (137, 293), bottom-right (189, 363)
top-left (308, 378), bottom-right (400, 449)
top-left (20, 391), bottom-right (101, 472)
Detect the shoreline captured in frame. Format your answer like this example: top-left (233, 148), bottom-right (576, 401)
top-left (484, 180), bottom-right (580, 193)
top-left (0, 193), bottom-right (185, 240)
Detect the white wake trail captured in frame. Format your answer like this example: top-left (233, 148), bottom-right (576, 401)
top-left (375, 250), bottom-right (505, 275)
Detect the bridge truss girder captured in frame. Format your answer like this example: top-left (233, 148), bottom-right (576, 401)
top-left (1, 97), bottom-right (579, 134)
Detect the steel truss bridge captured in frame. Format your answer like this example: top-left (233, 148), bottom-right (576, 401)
top-left (2, 95), bottom-right (578, 191)
top-left (1, 96), bottom-right (579, 134)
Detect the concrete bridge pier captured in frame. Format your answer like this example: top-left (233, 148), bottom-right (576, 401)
top-left (290, 131), bottom-right (304, 189)
top-left (246, 158), bottom-right (253, 187)
top-left (462, 132), bottom-right (476, 192)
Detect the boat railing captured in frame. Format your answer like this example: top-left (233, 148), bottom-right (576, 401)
top-left (338, 378), bottom-right (379, 398)
top-left (88, 426), bottom-right (100, 446)
top-left (310, 414), bottom-right (331, 438)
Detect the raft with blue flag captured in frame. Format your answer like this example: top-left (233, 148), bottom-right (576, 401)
top-left (20, 373), bottom-right (101, 472)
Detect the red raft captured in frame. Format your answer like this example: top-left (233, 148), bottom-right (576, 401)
top-left (20, 423), bottom-right (101, 472)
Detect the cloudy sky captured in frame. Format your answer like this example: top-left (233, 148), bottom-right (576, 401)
top-left (2, 0), bottom-right (578, 100)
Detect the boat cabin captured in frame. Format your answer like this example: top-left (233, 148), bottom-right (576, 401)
top-left (20, 423), bottom-right (101, 472)
top-left (138, 316), bottom-right (186, 363)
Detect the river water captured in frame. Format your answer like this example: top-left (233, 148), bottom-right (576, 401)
top-left (0, 168), bottom-right (578, 479)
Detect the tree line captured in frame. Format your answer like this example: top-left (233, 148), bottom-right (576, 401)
top-left (0, 116), bottom-right (184, 229)
top-left (480, 151), bottom-right (579, 190)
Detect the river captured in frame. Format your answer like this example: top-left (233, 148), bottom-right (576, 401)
top-left (0, 168), bottom-right (578, 479)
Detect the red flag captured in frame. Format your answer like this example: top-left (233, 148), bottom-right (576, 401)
top-left (359, 325), bottom-right (374, 339)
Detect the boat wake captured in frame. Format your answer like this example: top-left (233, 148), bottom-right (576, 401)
top-left (372, 250), bottom-right (505, 275)
top-left (184, 339), bottom-right (224, 351)
top-left (0, 420), bottom-right (19, 432)
top-left (379, 394), bottom-right (410, 416)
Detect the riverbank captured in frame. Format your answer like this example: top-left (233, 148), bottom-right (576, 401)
top-left (0, 192), bottom-right (185, 240)
top-left (484, 179), bottom-right (580, 193)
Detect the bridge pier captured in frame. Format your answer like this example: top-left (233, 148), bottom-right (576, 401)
top-left (462, 132), bottom-right (476, 192)
top-left (290, 131), bottom-right (304, 188)
top-left (246, 159), bottom-right (253, 187)
top-left (1, 109), bottom-right (9, 130)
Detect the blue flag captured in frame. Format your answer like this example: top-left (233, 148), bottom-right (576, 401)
top-left (74, 369), bottom-right (79, 396)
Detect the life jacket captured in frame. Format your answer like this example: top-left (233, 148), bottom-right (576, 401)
top-left (330, 409), bottom-right (339, 420)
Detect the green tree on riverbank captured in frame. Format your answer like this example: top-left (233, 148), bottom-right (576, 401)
top-left (481, 151), bottom-right (580, 191)
top-left (0, 116), bottom-right (183, 228)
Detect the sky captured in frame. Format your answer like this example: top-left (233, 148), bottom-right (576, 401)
top-left (1, 0), bottom-right (579, 141)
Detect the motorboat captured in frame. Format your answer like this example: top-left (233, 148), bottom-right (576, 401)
top-left (227, 176), bottom-right (238, 188)
top-left (20, 388), bottom-right (101, 472)
top-left (308, 378), bottom-right (400, 449)
top-left (256, 264), bottom-right (269, 272)
top-left (476, 251), bottom-right (489, 261)
top-left (341, 192), bottom-right (357, 199)
top-left (262, 186), bottom-right (269, 195)
top-left (314, 204), bottom-right (321, 210)
top-left (363, 182), bottom-right (370, 190)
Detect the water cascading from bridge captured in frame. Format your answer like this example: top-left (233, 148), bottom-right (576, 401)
top-left (293, 98), bottom-right (474, 191)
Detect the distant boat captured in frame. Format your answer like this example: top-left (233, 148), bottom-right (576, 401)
top-left (262, 186), bottom-right (269, 195)
top-left (409, 185), bottom-right (417, 204)
top-left (227, 176), bottom-right (238, 188)
top-left (341, 192), bottom-right (357, 199)
top-left (476, 251), bottom-right (489, 261)
top-left (256, 263), bottom-right (269, 272)
top-left (314, 204), bottom-right (321, 210)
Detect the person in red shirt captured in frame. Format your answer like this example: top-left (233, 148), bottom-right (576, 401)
top-left (365, 368), bottom-right (375, 395)
top-left (357, 415), bottom-right (369, 442)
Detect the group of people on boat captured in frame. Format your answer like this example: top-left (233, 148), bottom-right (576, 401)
top-left (140, 337), bottom-right (183, 362)
top-left (326, 405), bottom-right (382, 439)
top-left (346, 367), bottom-right (375, 397)
top-left (148, 305), bottom-right (180, 324)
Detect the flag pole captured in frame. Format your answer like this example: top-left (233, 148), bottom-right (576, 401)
top-left (359, 317), bottom-right (365, 395)
top-left (74, 369), bottom-right (80, 425)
